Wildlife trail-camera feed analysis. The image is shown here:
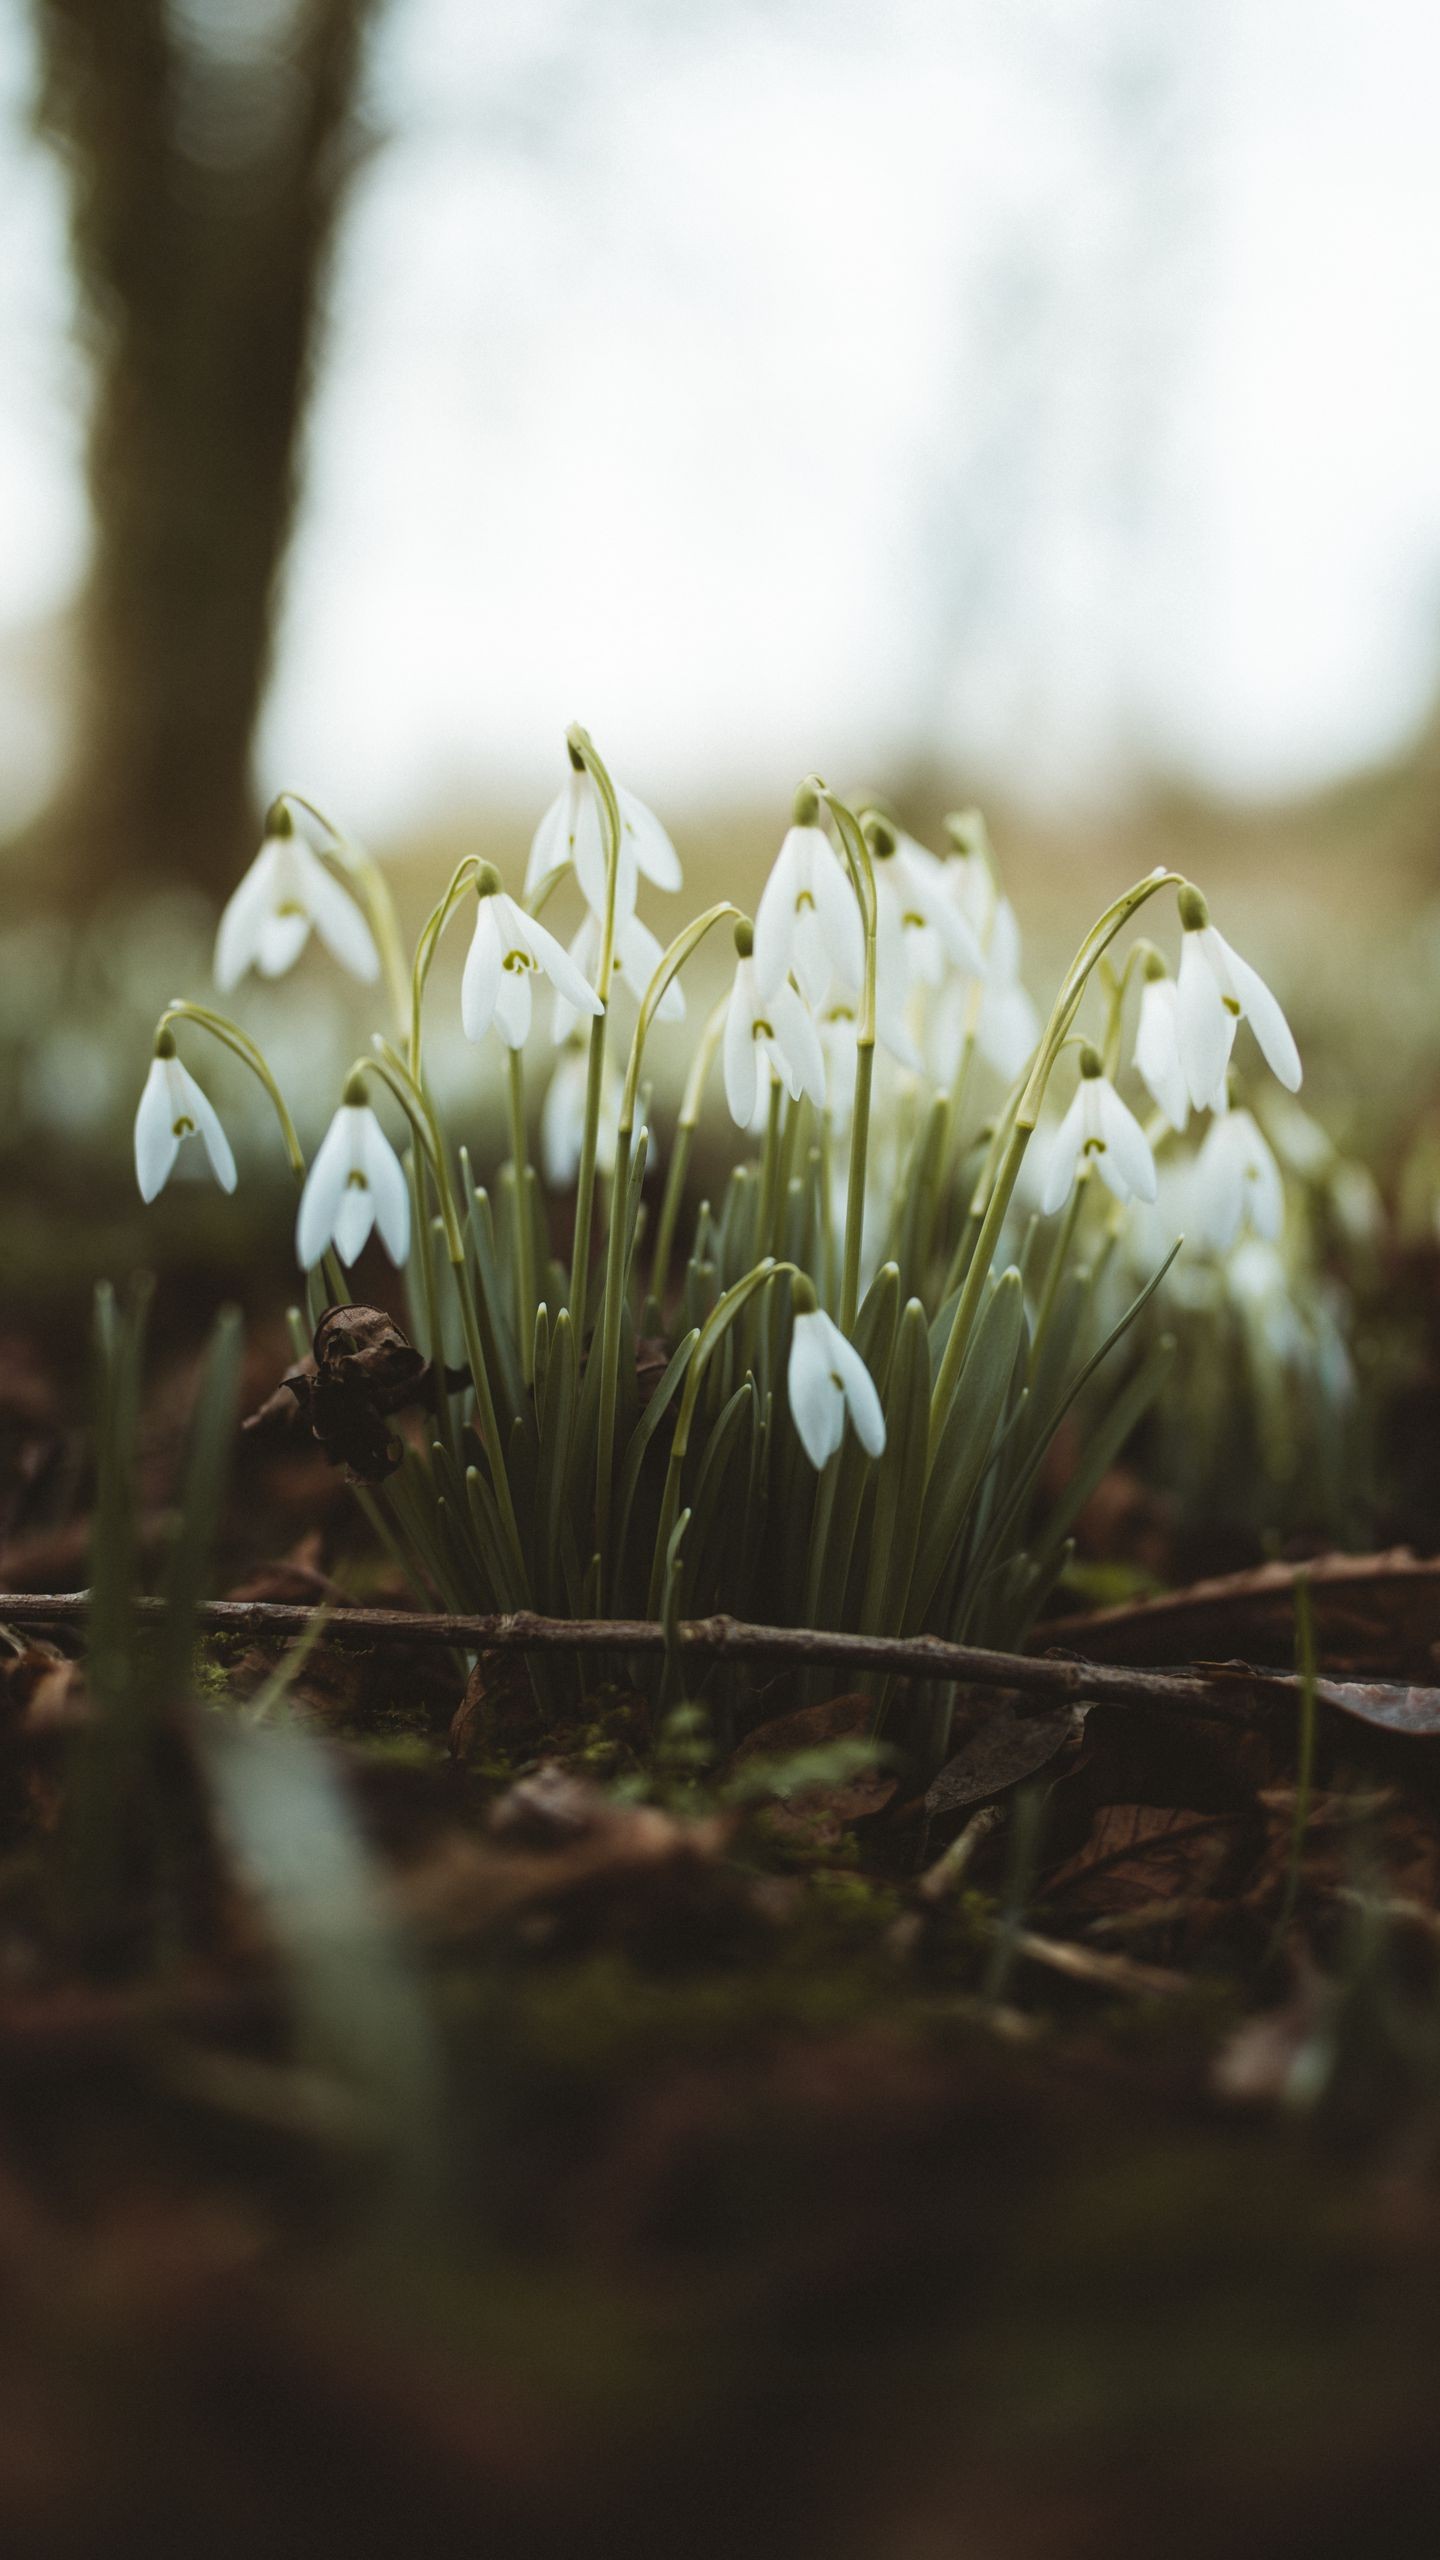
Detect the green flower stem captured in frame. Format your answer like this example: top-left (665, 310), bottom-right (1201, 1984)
top-left (506, 1048), bottom-right (537, 1381)
top-left (1028, 1175), bottom-right (1088, 1380)
top-left (360, 1050), bottom-right (527, 1592)
top-left (595, 902), bottom-right (740, 1591)
top-left (408, 1148), bottom-right (460, 1468)
top-left (650, 994), bottom-right (728, 1311)
top-left (157, 1002), bottom-right (305, 1178)
top-left (811, 782), bottom-right (878, 1333)
top-left (755, 1079), bottom-right (784, 1253)
top-left (566, 728), bottom-right (624, 1347)
top-left (407, 856), bottom-right (480, 1079)
top-left (928, 869), bottom-right (1183, 1457)
top-left (646, 1257), bottom-right (793, 1620)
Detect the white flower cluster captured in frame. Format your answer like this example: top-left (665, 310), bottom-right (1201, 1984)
top-left (131, 750), bottom-right (1306, 1483)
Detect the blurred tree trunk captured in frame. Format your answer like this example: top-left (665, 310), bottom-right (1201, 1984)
top-left (32, 0), bottom-right (383, 898)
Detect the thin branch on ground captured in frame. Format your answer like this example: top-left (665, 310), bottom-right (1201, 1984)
top-left (0, 1590), bottom-right (1387, 1725)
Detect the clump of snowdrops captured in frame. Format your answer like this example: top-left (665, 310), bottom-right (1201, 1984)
top-left (133, 725), bottom-right (1303, 1738)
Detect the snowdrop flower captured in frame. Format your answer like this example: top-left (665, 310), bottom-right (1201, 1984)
top-left (133, 1031), bottom-right (237, 1202)
top-left (1192, 1106), bottom-right (1283, 1252)
top-left (753, 790), bottom-right (864, 1008)
top-left (1134, 954), bottom-right (1190, 1132)
top-left (868, 820), bottom-right (986, 991)
top-left (787, 1285), bottom-right (887, 1470)
top-left (936, 817), bottom-right (1039, 1077)
top-left (214, 804), bottom-right (379, 990)
top-left (462, 865), bottom-right (604, 1050)
top-left (296, 1078), bottom-right (410, 1270)
top-left (525, 756), bottom-right (681, 923)
top-left (722, 920), bottom-right (826, 1127)
top-left (550, 906), bottom-right (685, 1043)
top-left (542, 1043), bottom-right (620, 1187)
top-left (1175, 885), bottom-right (1301, 1110)
top-left (1041, 1047), bottom-right (1158, 1216)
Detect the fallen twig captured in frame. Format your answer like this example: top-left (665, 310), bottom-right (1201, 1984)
top-left (2, 1590), bottom-right (1436, 1733)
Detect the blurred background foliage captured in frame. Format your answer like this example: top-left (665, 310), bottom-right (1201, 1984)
top-left (1, 0), bottom-right (1439, 1332)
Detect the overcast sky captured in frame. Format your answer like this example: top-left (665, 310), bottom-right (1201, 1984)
top-left (2, 0), bottom-right (1439, 835)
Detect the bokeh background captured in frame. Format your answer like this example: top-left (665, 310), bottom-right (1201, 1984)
top-left (3, 0), bottom-right (1440, 1307)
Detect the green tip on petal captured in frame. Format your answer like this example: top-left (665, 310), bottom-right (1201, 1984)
top-left (865, 817), bottom-right (897, 860)
top-left (566, 735), bottom-right (586, 772)
top-left (790, 1272), bottom-right (819, 1316)
top-left (1143, 948), bottom-right (1168, 983)
top-left (1079, 1043), bottom-right (1104, 1079)
top-left (733, 916), bottom-right (755, 960)
top-left (153, 1024), bottom-right (177, 1060)
top-left (343, 1069), bottom-right (369, 1108)
top-left (265, 796), bottom-right (294, 839)
top-left (792, 784), bottom-right (819, 827)
top-left (475, 861), bottom-right (503, 900)
top-left (1177, 882), bottom-right (1209, 932)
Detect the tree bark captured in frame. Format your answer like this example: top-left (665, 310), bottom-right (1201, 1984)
top-left (31, 0), bottom-right (382, 898)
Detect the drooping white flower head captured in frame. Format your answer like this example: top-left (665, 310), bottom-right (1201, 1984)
top-left (296, 1081), bottom-right (410, 1270)
top-left (1134, 956), bottom-right (1190, 1133)
top-left (133, 1033), bottom-right (237, 1202)
top-left (462, 866), bottom-right (604, 1051)
top-left (1192, 1105), bottom-right (1284, 1252)
top-left (787, 1291), bottom-right (887, 1471)
top-left (541, 1043), bottom-right (621, 1188)
top-left (722, 921), bottom-right (826, 1127)
top-left (550, 906), bottom-right (685, 1044)
top-left (753, 789), bottom-right (864, 1009)
top-left (868, 819), bottom-right (986, 993)
top-left (214, 804), bottom-right (379, 990)
top-left (1174, 885), bottom-right (1301, 1111)
top-left (1041, 1047), bottom-right (1158, 1217)
top-left (525, 756), bottom-right (681, 924)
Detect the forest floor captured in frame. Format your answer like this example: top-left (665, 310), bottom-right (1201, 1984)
top-left (5, 1269), bottom-right (1440, 2560)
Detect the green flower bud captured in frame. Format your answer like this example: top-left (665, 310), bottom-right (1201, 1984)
top-left (1177, 882), bottom-right (1209, 933)
top-left (153, 1025), bottom-right (177, 1060)
top-left (343, 1068), bottom-right (369, 1108)
top-left (733, 916), bottom-right (755, 960)
top-left (475, 861), bottom-right (503, 900)
top-left (792, 784), bottom-right (820, 827)
top-left (1079, 1043), bottom-right (1104, 1079)
top-left (790, 1272), bottom-right (819, 1315)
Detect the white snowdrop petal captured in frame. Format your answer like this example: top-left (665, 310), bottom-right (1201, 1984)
top-left (1217, 938), bottom-right (1302, 1092)
top-left (525, 785), bottom-right (572, 897)
top-left (179, 1068), bottom-right (238, 1193)
top-left (1135, 980), bottom-right (1190, 1133)
top-left (255, 906), bottom-right (312, 979)
top-left (1176, 933), bottom-right (1234, 1110)
top-left (362, 1116), bottom-right (411, 1265)
top-left (134, 1060), bottom-right (180, 1201)
top-left (524, 909), bottom-right (604, 1017)
top-left (723, 974), bottom-right (758, 1127)
top-left (788, 1317), bottom-right (844, 1469)
top-left (1098, 1081), bottom-right (1158, 1202)
top-left (770, 982), bottom-right (826, 1109)
top-left (752, 835), bottom-right (803, 1000)
top-left (295, 1109), bottom-right (354, 1269)
top-left (1040, 1091), bottom-right (1085, 1216)
top-left (620, 787), bottom-right (682, 892)
top-left (293, 841), bottom-right (381, 983)
top-left (826, 1321), bottom-right (887, 1458)
top-left (213, 843), bottom-right (281, 991)
top-left (460, 905), bottom-right (502, 1041)
top-left (493, 962), bottom-right (533, 1049)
